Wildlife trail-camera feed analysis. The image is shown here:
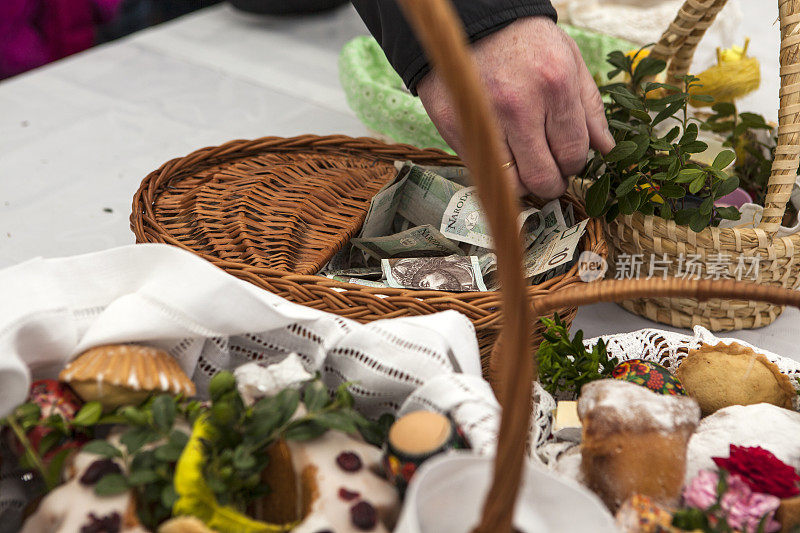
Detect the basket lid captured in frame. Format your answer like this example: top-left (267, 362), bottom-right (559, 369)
top-left (133, 139), bottom-right (455, 275)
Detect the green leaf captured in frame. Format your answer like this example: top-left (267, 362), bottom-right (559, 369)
top-left (700, 196), bottom-right (714, 215)
top-left (630, 109), bottom-right (652, 123)
top-left (161, 484), bottom-right (179, 510)
top-left (274, 389), bottom-right (300, 427)
top-left (81, 439), bottom-right (124, 458)
top-left (615, 174), bottom-right (640, 197)
top-left (716, 206), bottom-right (742, 220)
top-left (151, 395), bottom-right (176, 433)
top-left (676, 168), bottom-right (703, 183)
top-left (154, 443), bottom-right (182, 463)
top-left (714, 175), bottom-right (740, 199)
top-left (303, 381), bottom-right (329, 413)
top-left (121, 427), bottom-right (160, 454)
top-left (652, 101), bottom-right (683, 126)
top-left (284, 420), bottom-right (327, 441)
top-left (120, 406), bottom-right (148, 426)
top-left (691, 94), bottom-right (714, 103)
top-left (689, 211), bottom-right (710, 232)
top-left (168, 429), bottom-right (189, 450)
top-left (712, 150), bottom-right (736, 170)
top-left (659, 183), bottom-right (686, 199)
top-left (605, 141), bottom-right (638, 163)
top-left (38, 430), bottom-right (63, 457)
top-left (632, 56), bottom-right (666, 80)
top-left (232, 446), bottom-right (256, 471)
top-left (609, 89), bottom-right (646, 112)
top-left (659, 202), bottom-right (673, 220)
top-left (586, 175), bottom-right (611, 217)
top-left (314, 411), bottom-right (358, 434)
top-left (618, 193), bottom-right (637, 215)
top-left (608, 119), bottom-right (634, 132)
top-left (682, 141), bottom-right (709, 154)
top-left (711, 102), bottom-right (736, 117)
top-left (72, 402), bottom-right (103, 427)
top-left (689, 174), bottom-right (706, 195)
top-left (44, 448), bottom-right (73, 489)
top-left (127, 469), bottom-right (160, 486)
top-left (94, 473), bottom-right (130, 496)
top-left (674, 209), bottom-right (695, 226)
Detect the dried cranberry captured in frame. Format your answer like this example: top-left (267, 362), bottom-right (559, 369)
top-left (80, 512), bottom-right (120, 533)
top-left (338, 487), bottom-right (360, 501)
top-left (336, 451), bottom-right (362, 472)
top-left (350, 501), bottom-right (377, 531)
top-left (79, 459), bottom-right (122, 486)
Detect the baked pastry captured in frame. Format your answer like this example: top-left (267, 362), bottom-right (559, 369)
top-left (685, 403), bottom-right (800, 484)
top-left (777, 496), bottom-right (800, 533)
top-left (59, 344), bottom-right (195, 410)
top-left (676, 342), bottom-right (795, 416)
top-left (158, 516), bottom-right (216, 533)
top-left (21, 448), bottom-right (146, 533)
top-left (578, 379), bottom-right (701, 512)
top-left (254, 430), bottom-right (400, 532)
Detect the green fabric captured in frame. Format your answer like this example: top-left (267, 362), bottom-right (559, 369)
top-left (338, 26), bottom-right (635, 152)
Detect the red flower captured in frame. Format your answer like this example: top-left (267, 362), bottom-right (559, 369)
top-left (401, 462), bottom-right (417, 482)
top-left (713, 445), bottom-right (800, 499)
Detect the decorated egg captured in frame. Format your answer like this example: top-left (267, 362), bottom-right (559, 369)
top-left (612, 359), bottom-right (685, 396)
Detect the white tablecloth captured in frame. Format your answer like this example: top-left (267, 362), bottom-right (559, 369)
top-left (0, 2), bottom-right (796, 360)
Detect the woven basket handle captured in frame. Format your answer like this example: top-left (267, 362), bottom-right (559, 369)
top-left (649, 0), bottom-right (800, 234)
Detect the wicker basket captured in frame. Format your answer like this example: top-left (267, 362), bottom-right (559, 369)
top-left (130, 135), bottom-right (606, 371)
top-left (594, 0), bottom-right (800, 331)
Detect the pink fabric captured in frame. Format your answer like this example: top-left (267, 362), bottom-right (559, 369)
top-left (0, 0), bottom-right (122, 79)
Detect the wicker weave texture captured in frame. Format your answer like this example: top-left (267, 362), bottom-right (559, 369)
top-left (601, 0), bottom-right (800, 331)
top-left (131, 134), bottom-right (606, 365)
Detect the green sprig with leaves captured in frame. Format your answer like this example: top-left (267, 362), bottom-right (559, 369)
top-left (536, 314), bottom-right (618, 396)
top-left (584, 48), bottom-right (742, 232)
top-left (79, 394), bottom-right (202, 529)
top-left (199, 372), bottom-right (387, 511)
top-left (1, 399), bottom-right (109, 491)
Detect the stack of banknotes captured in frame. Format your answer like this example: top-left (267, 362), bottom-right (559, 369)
top-left (319, 162), bottom-right (587, 292)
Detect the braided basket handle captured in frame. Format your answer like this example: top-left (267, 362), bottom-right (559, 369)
top-left (395, 1), bottom-right (800, 532)
top-left (650, 0), bottom-right (800, 234)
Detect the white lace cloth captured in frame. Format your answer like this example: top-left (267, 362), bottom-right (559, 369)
top-left (0, 244), bottom-right (500, 456)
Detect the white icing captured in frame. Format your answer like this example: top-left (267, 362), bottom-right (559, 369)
top-left (578, 380), bottom-right (701, 432)
top-left (158, 371), bottom-right (168, 391)
top-left (288, 430), bottom-right (399, 533)
top-left (20, 448), bottom-right (147, 533)
top-left (127, 372), bottom-right (139, 389)
top-left (685, 403), bottom-right (800, 483)
top-left (235, 354), bottom-right (314, 406)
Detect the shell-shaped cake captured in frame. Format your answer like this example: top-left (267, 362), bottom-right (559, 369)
top-left (59, 344), bottom-right (195, 410)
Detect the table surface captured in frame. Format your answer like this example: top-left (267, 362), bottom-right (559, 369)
top-left (1, 1), bottom-right (797, 360)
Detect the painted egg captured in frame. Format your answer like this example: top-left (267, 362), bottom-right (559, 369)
top-left (612, 359), bottom-right (686, 396)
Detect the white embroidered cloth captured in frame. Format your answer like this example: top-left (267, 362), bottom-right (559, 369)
top-left (0, 244), bottom-right (500, 456)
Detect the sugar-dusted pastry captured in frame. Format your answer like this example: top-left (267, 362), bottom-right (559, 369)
top-left (255, 430), bottom-right (400, 533)
top-left (158, 516), bottom-right (216, 533)
top-left (685, 403), bottom-right (800, 484)
top-left (676, 342), bottom-right (795, 416)
top-left (578, 379), bottom-right (701, 512)
top-left (59, 344), bottom-right (195, 410)
top-left (21, 449), bottom-right (147, 533)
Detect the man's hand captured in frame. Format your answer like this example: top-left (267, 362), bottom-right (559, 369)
top-left (416, 16), bottom-right (614, 198)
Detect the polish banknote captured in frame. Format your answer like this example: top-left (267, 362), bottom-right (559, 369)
top-left (351, 224), bottom-right (464, 261)
top-left (382, 255), bottom-right (487, 292)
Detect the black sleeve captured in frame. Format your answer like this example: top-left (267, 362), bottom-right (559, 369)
top-left (351, 0), bottom-right (557, 95)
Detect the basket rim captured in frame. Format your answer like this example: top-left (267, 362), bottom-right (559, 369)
top-left (130, 133), bottom-right (607, 314)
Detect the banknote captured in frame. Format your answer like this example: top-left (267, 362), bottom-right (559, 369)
top-left (415, 164), bottom-right (472, 186)
top-left (360, 163), bottom-right (412, 239)
top-left (523, 219), bottom-right (588, 278)
top-left (325, 275), bottom-right (389, 288)
top-left (440, 186), bottom-right (545, 248)
top-left (539, 199), bottom-right (568, 240)
top-left (396, 164), bottom-right (464, 227)
top-left (564, 203), bottom-right (576, 228)
top-left (351, 225), bottom-right (464, 260)
top-left (321, 266), bottom-right (383, 279)
top-left (382, 255), bottom-right (487, 292)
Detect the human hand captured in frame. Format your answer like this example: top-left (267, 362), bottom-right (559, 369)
top-left (416, 16), bottom-right (615, 198)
